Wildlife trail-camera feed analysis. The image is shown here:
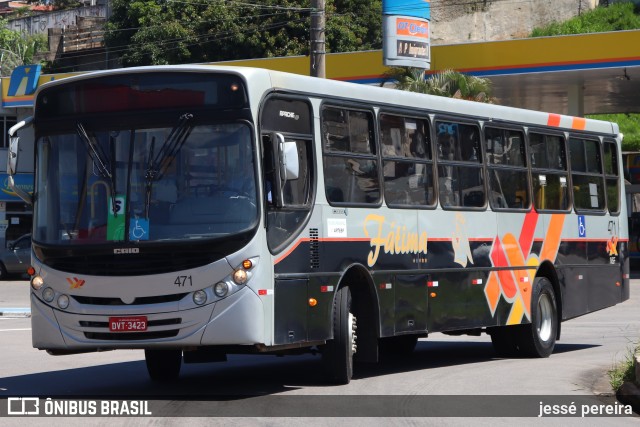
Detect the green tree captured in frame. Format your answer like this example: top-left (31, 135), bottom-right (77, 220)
top-left (384, 67), bottom-right (496, 103)
top-left (104, 0), bottom-right (382, 68)
top-left (531, 2), bottom-right (640, 36)
top-left (587, 113), bottom-right (640, 151)
top-left (52, 0), bottom-right (82, 10)
top-left (0, 18), bottom-right (47, 76)
top-left (532, 2), bottom-right (640, 151)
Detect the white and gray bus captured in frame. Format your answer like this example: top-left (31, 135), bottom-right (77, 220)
top-left (8, 65), bottom-right (629, 384)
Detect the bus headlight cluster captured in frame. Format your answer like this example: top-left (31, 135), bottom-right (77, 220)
top-left (36, 282), bottom-right (71, 310)
top-left (196, 258), bottom-right (257, 304)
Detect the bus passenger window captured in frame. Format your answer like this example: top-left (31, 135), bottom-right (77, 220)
top-left (569, 137), bottom-right (605, 212)
top-left (380, 113), bottom-right (434, 208)
top-left (529, 132), bottom-right (570, 212)
top-left (604, 140), bottom-right (620, 214)
top-left (322, 106), bottom-right (380, 205)
top-left (436, 120), bottom-right (484, 209)
top-left (484, 126), bottom-right (530, 210)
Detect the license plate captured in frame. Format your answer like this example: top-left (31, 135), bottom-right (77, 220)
top-left (109, 316), bottom-right (147, 332)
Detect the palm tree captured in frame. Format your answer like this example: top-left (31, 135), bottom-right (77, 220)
top-left (383, 67), bottom-right (497, 104)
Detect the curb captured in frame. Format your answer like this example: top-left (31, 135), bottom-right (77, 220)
top-left (0, 308), bottom-right (31, 318)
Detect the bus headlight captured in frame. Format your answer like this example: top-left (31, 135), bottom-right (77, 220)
top-left (193, 290), bottom-right (207, 305)
top-left (31, 275), bottom-right (44, 290)
top-left (214, 282), bottom-right (229, 297)
top-left (42, 287), bottom-right (55, 303)
top-left (233, 269), bottom-right (248, 285)
top-left (57, 294), bottom-right (70, 309)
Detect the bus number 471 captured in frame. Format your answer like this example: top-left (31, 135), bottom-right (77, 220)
top-left (175, 275), bottom-right (193, 287)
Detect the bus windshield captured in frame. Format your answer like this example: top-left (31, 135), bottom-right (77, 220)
top-left (34, 121), bottom-right (258, 245)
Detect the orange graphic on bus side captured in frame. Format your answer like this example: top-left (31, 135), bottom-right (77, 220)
top-left (484, 212), bottom-right (565, 324)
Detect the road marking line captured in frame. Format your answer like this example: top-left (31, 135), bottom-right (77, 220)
top-left (0, 328), bottom-right (31, 332)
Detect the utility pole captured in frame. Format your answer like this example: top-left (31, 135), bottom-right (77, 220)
top-left (310, 0), bottom-right (325, 78)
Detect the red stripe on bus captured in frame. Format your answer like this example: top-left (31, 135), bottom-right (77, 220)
top-left (519, 210), bottom-right (539, 256)
top-left (547, 114), bottom-right (561, 127)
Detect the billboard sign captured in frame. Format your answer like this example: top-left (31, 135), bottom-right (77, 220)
top-left (383, 0), bottom-right (431, 69)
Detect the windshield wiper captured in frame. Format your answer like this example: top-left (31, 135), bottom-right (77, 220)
top-left (76, 122), bottom-right (118, 216)
top-left (144, 113), bottom-right (193, 218)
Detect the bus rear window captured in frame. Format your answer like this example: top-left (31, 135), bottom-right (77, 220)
top-left (35, 72), bottom-right (248, 117)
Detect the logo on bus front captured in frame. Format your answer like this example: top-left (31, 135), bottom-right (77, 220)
top-left (114, 248), bottom-right (140, 254)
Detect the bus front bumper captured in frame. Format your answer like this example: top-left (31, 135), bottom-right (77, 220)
top-left (30, 287), bottom-right (265, 350)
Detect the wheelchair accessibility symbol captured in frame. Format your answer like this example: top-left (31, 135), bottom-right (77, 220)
top-left (129, 218), bottom-right (149, 240)
top-left (578, 215), bottom-right (586, 238)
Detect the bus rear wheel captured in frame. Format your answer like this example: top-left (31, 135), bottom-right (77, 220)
top-left (145, 349), bottom-right (182, 381)
top-left (322, 286), bottom-right (357, 384)
top-left (517, 277), bottom-right (558, 358)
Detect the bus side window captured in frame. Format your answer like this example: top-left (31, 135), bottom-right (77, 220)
top-left (604, 140), bottom-right (620, 215)
top-left (380, 113), bottom-right (434, 208)
top-left (529, 132), bottom-right (570, 212)
top-left (485, 126), bottom-right (529, 210)
top-left (322, 106), bottom-right (380, 205)
top-left (570, 137), bottom-right (605, 212)
top-left (436, 120), bottom-right (484, 209)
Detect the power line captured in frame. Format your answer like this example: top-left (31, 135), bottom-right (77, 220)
top-left (52, 16), bottom-right (310, 71)
top-left (49, 0), bottom-right (572, 71)
top-left (53, 5), bottom-right (358, 67)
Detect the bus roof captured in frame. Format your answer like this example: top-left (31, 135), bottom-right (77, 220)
top-left (35, 64), bottom-right (620, 137)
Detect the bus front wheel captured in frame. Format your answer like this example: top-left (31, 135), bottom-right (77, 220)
top-left (517, 277), bottom-right (558, 358)
top-left (322, 286), bottom-right (357, 384)
top-left (145, 349), bottom-right (182, 381)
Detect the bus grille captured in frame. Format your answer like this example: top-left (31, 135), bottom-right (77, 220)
top-left (72, 294), bottom-right (188, 306)
top-left (42, 252), bottom-right (219, 276)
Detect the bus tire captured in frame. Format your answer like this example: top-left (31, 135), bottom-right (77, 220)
top-left (517, 277), bottom-right (558, 358)
top-left (145, 349), bottom-right (182, 381)
top-left (322, 286), bottom-right (357, 384)
top-left (489, 326), bottom-right (520, 357)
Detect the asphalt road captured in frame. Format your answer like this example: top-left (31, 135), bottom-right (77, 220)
top-left (0, 278), bottom-right (639, 425)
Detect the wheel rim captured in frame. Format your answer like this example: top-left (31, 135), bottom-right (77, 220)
top-left (536, 292), bottom-right (553, 343)
top-left (348, 312), bottom-right (357, 355)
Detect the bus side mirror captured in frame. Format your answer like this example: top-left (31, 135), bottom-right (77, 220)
top-left (269, 132), bottom-right (299, 208)
top-left (281, 139), bottom-right (299, 181)
top-left (6, 117), bottom-right (34, 205)
top-left (7, 116), bottom-right (33, 176)
top-left (7, 136), bottom-right (19, 176)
